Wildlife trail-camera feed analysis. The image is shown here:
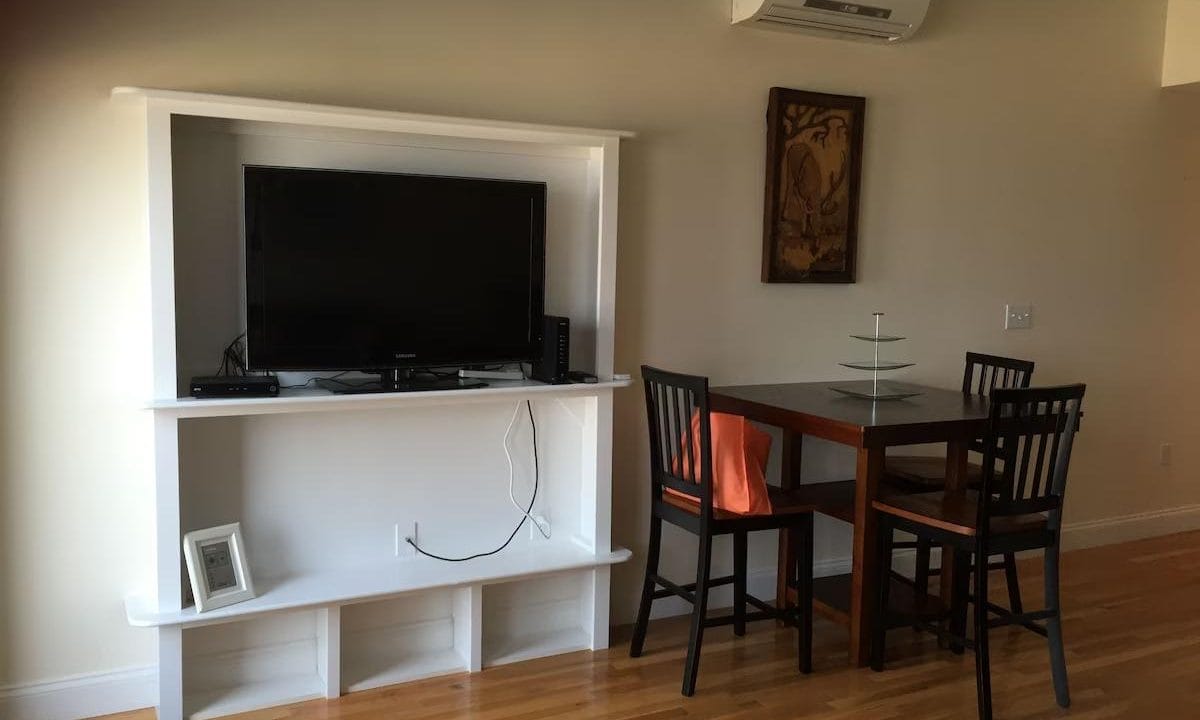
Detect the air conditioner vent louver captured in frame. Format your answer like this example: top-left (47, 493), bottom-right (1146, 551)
top-left (803, 0), bottom-right (892, 20)
top-left (760, 16), bottom-right (898, 39)
top-left (770, 2), bottom-right (909, 30)
top-left (732, 0), bottom-right (929, 43)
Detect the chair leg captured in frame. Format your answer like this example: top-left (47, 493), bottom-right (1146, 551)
top-left (681, 531), bottom-right (713, 697)
top-left (630, 515), bottom-right (662, 658)
top-left (949, 550), bottom-right (971, 655)
top-left (974, 546), bottom-right (993, 720)
top-left (733, 531), bottom-right (747, 637)
top-left (797, 514), bottom-right (814, 674)
top-left (1003, 552), bottom-right (1023, 614)
top-left (914, 535), bottom-right (931, 629)
top-left (1045, 544), bottom-right (1071, 708)
top-left (871, 516), bottom-right (893, 672)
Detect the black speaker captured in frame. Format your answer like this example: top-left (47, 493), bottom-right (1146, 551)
top-left (531, 315), bottom-right (570, 384)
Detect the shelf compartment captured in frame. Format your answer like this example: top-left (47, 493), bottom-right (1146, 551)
top-left (182, 610), bottom-right (325, 720)
top-left (185, 675), bottom-right (324, 720)
top-left (483, 627), bottom-right (592, 667)
top-left (343, 649), bottom-right (465, 693)
top-left (128, 543), bottom-right (630, 628)
top-left (149, 378), bottom-right (630, 418)
top-left (483, 570), bottom-right (593, 667)
top-left (340, 589), bottom-right (472, 692)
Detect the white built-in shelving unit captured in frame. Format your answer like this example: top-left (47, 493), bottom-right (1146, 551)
top-left (114, 87), bottom-right (633, 720)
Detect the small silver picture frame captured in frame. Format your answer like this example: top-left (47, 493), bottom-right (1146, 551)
top-left (183, 522), bottom-right (256, 613)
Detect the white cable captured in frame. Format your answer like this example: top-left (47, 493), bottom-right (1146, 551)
top-left (504, 401), bottom-right (551, 539)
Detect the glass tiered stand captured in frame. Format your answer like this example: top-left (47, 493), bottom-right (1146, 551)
top-left (831, 312), bottom-right (922, 401)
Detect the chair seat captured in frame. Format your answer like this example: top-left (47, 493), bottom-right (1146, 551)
top-left (662, 480), bottom-right (856, 523)
top-left (872, 491), bottom-right (1047, 537)
top-left (883, 455), bottom-right (983, 491)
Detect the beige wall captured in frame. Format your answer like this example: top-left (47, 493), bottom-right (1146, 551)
top-left (1164, 0), bottom-right (1200, 86)
top-left (3, 0), bottom-right (1199, 692)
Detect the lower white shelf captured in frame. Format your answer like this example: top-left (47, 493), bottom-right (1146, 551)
top-left (483, 627), bottom-right (592, 667)
top-left (343, 648), bottom-right (467, 693)
top-left (185, 674), bottom-right (324, 720)
top-left (128, 542), bottom-right (630, 628)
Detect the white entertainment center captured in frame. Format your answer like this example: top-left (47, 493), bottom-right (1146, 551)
top-left (114, 87), bottom-right (633, 720)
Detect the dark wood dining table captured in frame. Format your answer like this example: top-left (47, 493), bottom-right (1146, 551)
top-left (709, 380), bottom-right (990, 667)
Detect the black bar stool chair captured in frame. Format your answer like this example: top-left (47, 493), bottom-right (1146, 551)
top-left (884, 352), bottom-right (1035, 613)
top-left (872, 383), bottom-right (1085, 720)
top-left (629, 366), bottom-right (853, 696)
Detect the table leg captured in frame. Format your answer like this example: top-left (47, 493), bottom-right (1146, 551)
top-left (777, 432), bottom-right (803, 619)
top-left (940, 440), bottom-right (971, 645)
top-left (849, 445), bottom-right (884, 667)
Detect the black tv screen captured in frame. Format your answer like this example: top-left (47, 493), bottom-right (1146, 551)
top-left (244, 166), bottom-right (546, 371)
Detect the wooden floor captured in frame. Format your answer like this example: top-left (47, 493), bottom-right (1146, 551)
top-left (97, 530), bottom-right (1200, 719)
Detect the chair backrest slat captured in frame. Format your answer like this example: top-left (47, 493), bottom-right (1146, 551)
top-left (1028, 428), bottom-right (1050, 500)
top-left (962, 352), bottom-right (1036, 456)
top-left (1043, 401), bottom-right (1066, 496)
top-left (649, 381), bottom-right (668, 475)
top-left (979, 384), bottom-right (1085, 538)
top-left (1014, 424), bottom-right (1035, 500)
top-left (642, 365), bottom-right (714, 518)
top-left (962, 352), bottom-right (1034, 397)
top-left (678, 386), bottom-right (696, 483)
top-left (670, 388), bottom-right (684, 474)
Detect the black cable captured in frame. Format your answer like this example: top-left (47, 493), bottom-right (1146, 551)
top-left (281, 366), bottom-right (483, 390)
top-left (407, 400), bottom-right (539, 562)
top-left (279, 371), bottom-right (368, 390)
top-left (317, 376), bottom-right (380, 389)
top-left (215, 333), bottom-right (248, 377)
top-left (412, 367), bottom-right (458, 379)
top-left (281, 364), bottom-right (515, 390)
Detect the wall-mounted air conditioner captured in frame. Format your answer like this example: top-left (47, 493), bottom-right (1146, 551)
top-left (732, 0), bottom-right (930, 43)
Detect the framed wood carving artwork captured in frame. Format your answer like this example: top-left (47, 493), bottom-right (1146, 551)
top-left (761, 87), bottom-right (865, 283)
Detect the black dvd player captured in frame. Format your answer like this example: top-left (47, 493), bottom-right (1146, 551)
top-left (190, 375), bottom-right (280, 398)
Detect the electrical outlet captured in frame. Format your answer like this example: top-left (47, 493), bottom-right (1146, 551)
top-left (530, 514), bottom-right (551, 541)
top-left (397, 521), bottom-right (418, 558)
top-left (1005, 304), bottom-right (1033, 330)
top-left (1160, 443), bottom-right (1173, 467)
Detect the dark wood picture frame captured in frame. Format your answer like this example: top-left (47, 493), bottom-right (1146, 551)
top-left (761, 87), bottom-right (865, 283)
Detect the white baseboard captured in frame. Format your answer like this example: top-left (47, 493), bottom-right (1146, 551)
top-left (0, 665), bottom-right (156, 720)
top-left (11, 505), bottom-right (1200, 720)
top-left (1061, 503), bottom-right (1200, 550)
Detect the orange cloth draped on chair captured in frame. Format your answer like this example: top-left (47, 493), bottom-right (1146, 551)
top-left (667, 411), bottom-right (773, 515)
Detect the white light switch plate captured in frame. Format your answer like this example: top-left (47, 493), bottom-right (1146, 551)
top-left (1005, 304), bottom-right (1032, 330)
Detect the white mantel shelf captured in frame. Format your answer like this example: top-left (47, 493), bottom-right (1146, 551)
top-left (111, 86), bottom-right (635, 147)
top-left (149, 378), bottom-right (631, 418)
top-left (127, 543), bottom-right (631, 630)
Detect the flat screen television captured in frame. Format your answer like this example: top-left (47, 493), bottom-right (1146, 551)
top-left (244, 165), bottom-right (546, 384)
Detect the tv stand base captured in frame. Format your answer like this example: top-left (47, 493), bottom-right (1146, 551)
top-left (319, 369), bottom-right (488, 394)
